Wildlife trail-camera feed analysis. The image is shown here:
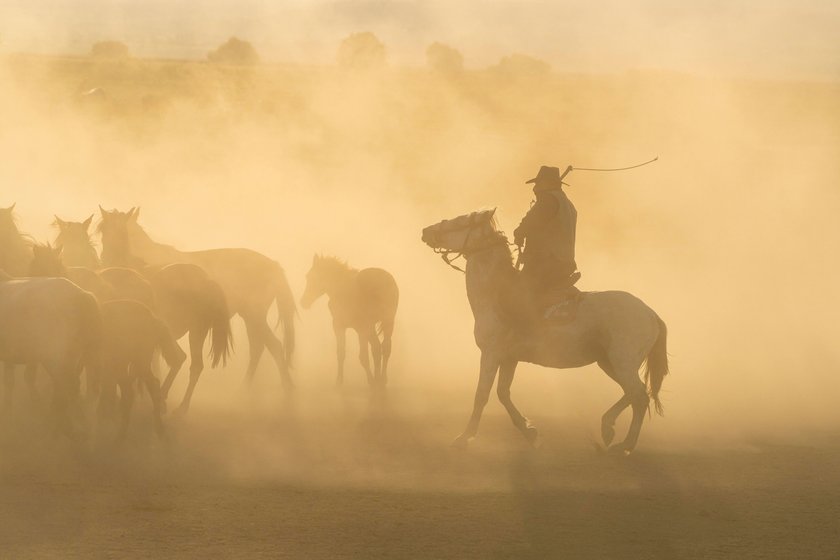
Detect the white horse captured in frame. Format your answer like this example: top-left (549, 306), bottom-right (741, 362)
top-left (421, 210), bottom-right (669, 454)
top-left (0, 272), bottom-right (101, 434)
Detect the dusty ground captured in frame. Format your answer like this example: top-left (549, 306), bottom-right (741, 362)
top-left (1, 384), bottom-right (838, 560)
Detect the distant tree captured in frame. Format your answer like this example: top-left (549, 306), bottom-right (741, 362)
top-left (493, 53), bottom-right (551, 78)
top-left (207, 37), bottom-right (260, 66)
top-left (337, 32), bottom-right (386, 69)
top-left (426, 42), bottom-right (464, 77)
top-left (90, 41), bottom-right (130, 59)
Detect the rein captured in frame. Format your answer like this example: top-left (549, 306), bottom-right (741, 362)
top-left (433, 224), bottom-right (475, 273)
top-left (433, 222), bottom-right (511, 274)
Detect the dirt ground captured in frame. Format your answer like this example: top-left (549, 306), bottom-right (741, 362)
top-left (1, 384), bottom-right (838, 560)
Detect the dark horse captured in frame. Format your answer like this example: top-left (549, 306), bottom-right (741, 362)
top-left (99, 207), bottom-right (296, 389)
top-left (30, 244), bottom-right (189, 426)
top-left (95, 213), bottom-right (233, 413)
top-left (301, 255), bottom-right (398, 387)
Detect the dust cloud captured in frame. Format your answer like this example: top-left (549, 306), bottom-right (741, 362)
top-left (0, 1), bottom-right (839, 557)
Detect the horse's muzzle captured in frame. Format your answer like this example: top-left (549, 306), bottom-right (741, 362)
top-left (420, 226), bottom-right (437, 247)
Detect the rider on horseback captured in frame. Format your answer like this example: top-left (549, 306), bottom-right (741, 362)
top-left (514, 165), bottom-right (581, 319)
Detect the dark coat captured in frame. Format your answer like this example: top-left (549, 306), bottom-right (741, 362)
top-left (514, 188), bottom-right (577, 283)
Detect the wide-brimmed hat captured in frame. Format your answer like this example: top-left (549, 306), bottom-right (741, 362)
top-left (526, 165), bottom-right (565, 188)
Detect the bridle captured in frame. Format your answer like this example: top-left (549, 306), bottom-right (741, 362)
top-left (431, 214), bottom-right (511, 273)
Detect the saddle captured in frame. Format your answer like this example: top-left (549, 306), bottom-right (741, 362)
top-left (498, 271), bottom-right (582, 329)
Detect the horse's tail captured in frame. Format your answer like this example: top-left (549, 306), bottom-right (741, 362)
top-left (273, 264), bottom-right (296, 367)
top-left (644, 316), bottom-right (669, 416)
top-left (204, 279), bottom-right (233, 368)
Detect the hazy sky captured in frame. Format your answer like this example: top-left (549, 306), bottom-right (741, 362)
top-left (1, 0), bottom-right (838, 78)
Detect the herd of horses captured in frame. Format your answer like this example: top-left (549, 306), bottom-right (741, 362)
top-left (0, 204), bottom-right (398, 442)
top-left (0, 203), bottom-right (668, 454)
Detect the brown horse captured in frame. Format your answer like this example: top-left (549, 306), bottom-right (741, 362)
top-left (98, 299), bottom-right (186, 442)
top-left (301, 255), bottom-right (398, 387)
top-left (99, 206), bottom-right (296, 389)
top-left (147, 262), bottom-right (232, 413)
top-left (31, 243), bottom-right (155, 307)
top-left (53, 214), bottom-right (100, 269)
top-left (1, 208), bottom-right (41, 406)
top-left (47, 219), bottom-right (233, 414)
top-left (0, 204), bottom-right (33, 277)
top-left (0, 272), bottom-right (101, 435)
top-left (31, 245), bottom-right (186, 439)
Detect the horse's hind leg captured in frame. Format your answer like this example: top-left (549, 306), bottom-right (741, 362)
top-left (177, 328), bottom-right (207, 415)
top-left (380, 319), bottom-right (394, 382)
top-left (138, 362), bottom-right (165, 438)
top-left (260, 321), bottom-right (292, 390)
top-left (245, 312), bottom-right (291, 390)
top-left (357, 330), bottom-right (374, 386)
top-left (334, 325), bottom-right (346, 386)
top-left (597, 359), bottom-right (632, 447)
top-left (368, 326), bottom-right (383, 387)
top-left (609, 366), bottom-right (649, 454)
top-left (116, 375), bottom-right (136, 443)
top-left (242, 317), bottom-right (267, 385)
top-left (496, 360), bottom-right (539, 447)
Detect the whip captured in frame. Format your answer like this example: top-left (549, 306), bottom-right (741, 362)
top-left (515, 156), bottom-right (658, 269)
top-left (557, 156), bottom-right (659, 184)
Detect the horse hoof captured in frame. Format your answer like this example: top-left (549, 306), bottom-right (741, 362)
top-left (172, 405), bottom-right (189, 418)
top-left (452, 435), bottom-right (470, 450)
top-left (525, 426), bottom-right (542, 449)
top-left (608, 443), bottom-right (632, 456)
top-left (601, 424), bottom-right (615, 447)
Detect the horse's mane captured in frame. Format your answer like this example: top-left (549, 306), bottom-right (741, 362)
top-left (95, 213), bottom-right (177, 258)
top-left (55, 221), bottom-right (98, 249)
top-left (0, 211), bottom-right (34, 246)
top-left (315, 255), bottom-right (357, 274)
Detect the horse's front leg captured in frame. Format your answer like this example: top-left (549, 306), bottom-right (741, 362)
top-left (496, 359), bottom-right (540, 447)
top-left (453, 351), bottom-right (500, 449)
top-left (357, 330), bottom-right (374, 386)
top-left (334, 323), bottom-right (346, 386)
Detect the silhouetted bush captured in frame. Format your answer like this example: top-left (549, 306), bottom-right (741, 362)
top-left (493, 53), bottom-right (550, 78)
top-left (337, 32), bottom-right (386, 69)
top-left (426, 42), bottom-right (464, 77)
top-left (208, 37), bottom-right (260, 66)
top-left (90, 41), bottom-right (130, 59)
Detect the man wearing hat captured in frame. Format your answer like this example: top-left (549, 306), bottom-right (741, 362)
top-left (513, 165), bottom-right (580, 312)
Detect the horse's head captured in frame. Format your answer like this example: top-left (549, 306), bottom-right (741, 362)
top-left (97, 206), bottom-right (139, 255)
top-left (54, 214), bottom-right (94, 248)
top-left (0, 203), bottom-right (18, 239)
top-left (421, 209), bottom-right (502, 255)
top-left (301, 254), bottom-right (349, 309)
top-left (30, 243), bottom-right (65, 277)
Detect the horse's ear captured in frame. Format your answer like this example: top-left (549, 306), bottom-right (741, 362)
top-left (129, 207), bottom-right (140, 222)
top-left (82, 215), bottom-right (93, 230)
top-left (9, 203), bottom-right (15, 211)
top-left (54, 215), bottom-right (67, 229)
top-left (99, 205), bottom-right (107, 217)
